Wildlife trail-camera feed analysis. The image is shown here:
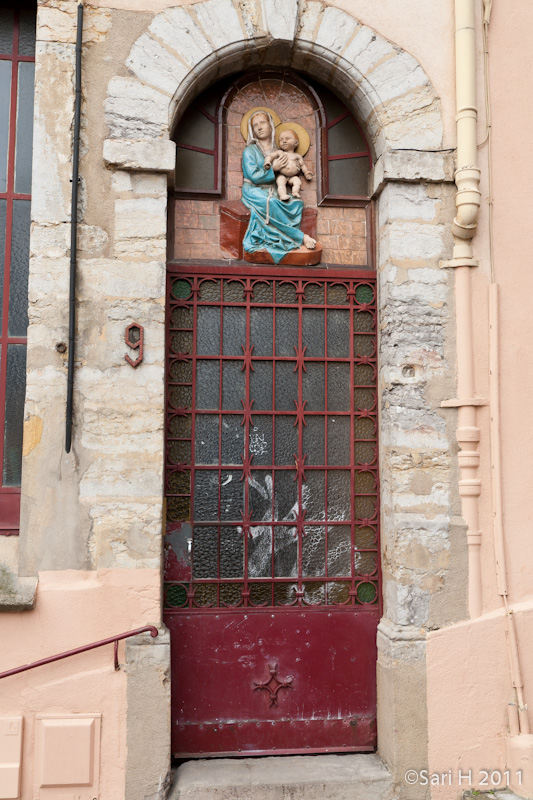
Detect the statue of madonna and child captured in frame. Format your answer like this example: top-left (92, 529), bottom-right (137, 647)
top-left (239, 107), bottom-right (320, 265)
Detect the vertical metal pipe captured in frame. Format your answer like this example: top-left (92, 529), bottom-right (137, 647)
top-left (65, 3), bottom-right (83, 453)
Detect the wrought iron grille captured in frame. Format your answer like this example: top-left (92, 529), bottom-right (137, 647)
top-left (164, 268), bottom-right (379, 610)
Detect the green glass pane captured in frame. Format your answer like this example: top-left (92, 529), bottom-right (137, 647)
top-left (355, 284), bottom-right (374, 304)
top-left (172, 279), bottom-right (192, 299)
top-left (357, 581), bottom-right (377, 603)
top-left (165, 584), bottom-right (188, 608)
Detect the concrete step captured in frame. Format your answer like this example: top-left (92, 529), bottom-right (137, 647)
top-left (168, 753), bottom-right (397, 800)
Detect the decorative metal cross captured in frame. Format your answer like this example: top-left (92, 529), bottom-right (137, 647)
top-left (254, 663), bottom-right (293, 707)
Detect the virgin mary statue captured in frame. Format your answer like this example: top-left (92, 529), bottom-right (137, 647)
top-left (241, 110), bottom-right (316, 264)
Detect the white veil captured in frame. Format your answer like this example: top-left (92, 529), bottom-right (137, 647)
top-left (246, 111), bottom-right (276, 152)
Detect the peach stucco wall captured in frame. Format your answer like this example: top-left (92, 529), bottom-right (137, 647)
top-left (427, 1), bottom-right (533, 797)
top-left (0, 570), bottom-right (160, 800)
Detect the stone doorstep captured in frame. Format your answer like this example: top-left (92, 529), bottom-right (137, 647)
top-left (169, 753), bottom-right (397, 800)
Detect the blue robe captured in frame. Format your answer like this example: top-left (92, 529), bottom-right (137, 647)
top-left (241, 144), bottom-right (304, 264)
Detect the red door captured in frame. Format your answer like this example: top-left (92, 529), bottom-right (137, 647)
top-left (164, 265), bottom-right (380, 757)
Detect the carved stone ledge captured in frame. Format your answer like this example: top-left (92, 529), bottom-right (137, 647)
top-left (103, 138), bottom-right (176, 173)
top-left (0, 566), bottom-right (38, 612)
top-left (370, 148), bottom-right (456, 196)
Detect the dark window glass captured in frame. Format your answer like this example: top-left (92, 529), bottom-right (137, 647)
top-left (14, 61), bottom-right (34, 193)
top-left (328, 157), bottom-right (370, 197)
top-left (3, 344), bottom-right (26, 486)
top-left (0, 61), bottom-right (11, 193)
top-left (328, 115), bottom-right (367, 156)
top-left (0, 9), bottom-right (13, 54)
top-left (175, 148), bottom-right (215, 191)
top-left (18, 9), bottom-right (36, 57)
top-left (9, 199), bottom-right (30, 336)
top-left (175, 108), bottom-right (215, 150)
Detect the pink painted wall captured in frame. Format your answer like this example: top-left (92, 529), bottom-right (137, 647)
top-left (427, 1), bottom-right (533, 796)
top-left (0, 570), bottom-right (160, 800)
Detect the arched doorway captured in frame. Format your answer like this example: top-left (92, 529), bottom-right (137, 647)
top-left (163, 70), bottom-right (379, 758)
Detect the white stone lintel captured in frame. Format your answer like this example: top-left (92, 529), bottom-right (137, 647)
top-left (371, 148), bottom-right (456, 196)
top-left (103, 139), bottom-right (176, 173)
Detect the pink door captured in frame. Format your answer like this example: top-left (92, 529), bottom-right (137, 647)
top-left (164, 265), bottom-right (380, 757)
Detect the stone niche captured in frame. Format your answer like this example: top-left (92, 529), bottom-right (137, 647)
top-left (167, 74), bottom-right (369, 267)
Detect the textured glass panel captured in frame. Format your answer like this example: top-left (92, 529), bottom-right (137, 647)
top-left (251, 280), bottom-right (273, 303)
top-left (165, 583), bottom-right (188, 608)
top-left (355, 526), bottom-right (376, 548)
top-left (355, 441), bottom-right (376, 465)
top-left (249, 582), bottom-right (271, 605)
top-left (221, 415), bottom-right (244, 464)
top-left (167, 470), bottom-right (190, 495)
top-left (355, 416), bottom-right (376, 439)
top-left (327, 284), bottom-right (348, 305)
top-left (355, 494), bottom-right (376, 520)
top-left (194, 584), bottom-right (217, 607)
top-left (249, 415), bottom-right (272, 466)
top-left (169, 414), bottom-right (192, 437)
top-left (302, 363), bottom-right (325, 412)
top-left (220, 583), bottom-right (243, 606)
top-left (303, 582), bottom-right (325, 605)
top-left (302, 471), bottom-right (325, 521)
top-left (329, 156), bottom-right (370, 197)
top-left (275, 362), bottom-right (297, 411)
top-left (274, 470), bottom-right (297, 521)
top-left (223, 280), bottom-right (244, 301)
top-left (320, 87), bottom-right (345, 122)
top-left (327, 417), bottom-right (350, 465)
top-left (327, 310), bottom-right (350, 357)
top-left (354, 388), bottom-right (375, 411)
top-left (274, 583), bottom-right (297, 606)
top-left (355, 284), bottom-right (374, 304)
top-left (195, 414), bottom-right (219, 465)
top-left (170, 385), bottom-right (192, 409)
top-left (275, 308), bottom-right (298, 356)
top-left (0, 62), bottom-right (11, 193)
top-left (302, 309), bottom-right (324, 357)
top-left (327, 363), bottom-right (350, 411)
top-left (0, 10), bottom-right (13, 54)
top-left (355, 551), bottom-right (377, 576)
top-left (170, 330), bottom-right (193, 355)
top-left (3, 345), bottom-right (26, 486)
top-left (194, 471), bottom-right (219, 520)
top-left (192, 526), bottom-right (218, 578)
top-left (356, 581), bottom-right (377, 604)
top-left (302, 526), bottom-right (325, 577)
top-left (276, 282), bottom-right (297, 304)
top-left (222, 361), bottom-right (245, 410)
top-left (327, 581), bottom-right (350, 605)
top-left (175, 107), bottom-right (215, 150)
top-left (196, 360), bottom-right (219, 409)
top-left (172, 279), bottom-right (192, 299)
top-left (355, 470), bottom-right (376, 493)
top-left (249, 470), bottom-right (273, 521)
top-left (220, 526), bottom-right (244, 578)
top-left (327, 471), bottom-right (350, 521)
top-left (167, 497), bottom-right (190, 522)
top-left (248, 526), bottom-right (272, 578)
top-left (0, 200), bottom-right (5, 325)
top-left (175, 147), bottom-right (214, 191)
top-left (170, 359), bottom-right (193, 383)
top-left (274, 415), bottom-right (297, 466)
top-left (354, 334), bottom-right (375, 357)
top-left (354, 364), bottom-right (375, 385)
top-left (250, 307), bottom-right (273, 356)
top-left (328, 115), bottom-right (367, 156)
top-left (223, 306), bottom-right (246, 355)
top-left (354, 311), bottom-right (374, 332)
top-left (169, 440), bottom-right (191, 465)
top-left (220, 470), bottom-right (244, 520)
top-left (327, 525), bottom-right (351, 576)
top-left (302, 416), bottom-right (324, 465)
top-left (18, 10), bottom-right (36, 56)
top-left (196, 307), bottom-right (220, 355)
top-left (14, 62), bottom-right (34, 194)
top-left (274, 526), bottom-right (297, 577)
top-left (198, 279), bottom-right (220, 300)
top-left (249, 361), bottom-right (272, 411)
top-left (303, 283), bottom-right (323, 304)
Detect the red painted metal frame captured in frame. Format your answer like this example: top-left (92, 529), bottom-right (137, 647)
top-left (0, 626), bottom-right (158, 681)
top-left (0, 12), bottom-right (34, 532)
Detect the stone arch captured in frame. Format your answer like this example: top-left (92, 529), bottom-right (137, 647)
top-left (104, 0), bottom-right (443, 159)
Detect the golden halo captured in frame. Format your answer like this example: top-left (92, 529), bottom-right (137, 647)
top-left (240, 107), bottom-right (281, 141)
top-left (275, 122), bottom-right (310, 157)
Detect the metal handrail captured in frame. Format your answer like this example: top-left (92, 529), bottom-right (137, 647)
top-left (0, 626), bottom-right (159, 680)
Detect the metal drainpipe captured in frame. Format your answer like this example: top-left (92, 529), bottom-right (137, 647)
top-left (441, 0), bottom-right (483, 618)
top-left (65, 3), bottom-right (83, 453)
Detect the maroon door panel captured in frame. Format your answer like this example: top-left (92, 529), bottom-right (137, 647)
top-left (164, 266), bottom-right (380, 757)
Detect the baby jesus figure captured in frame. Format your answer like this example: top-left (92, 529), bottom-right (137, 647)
top-left (263, 129), bottom-right (313, 201)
